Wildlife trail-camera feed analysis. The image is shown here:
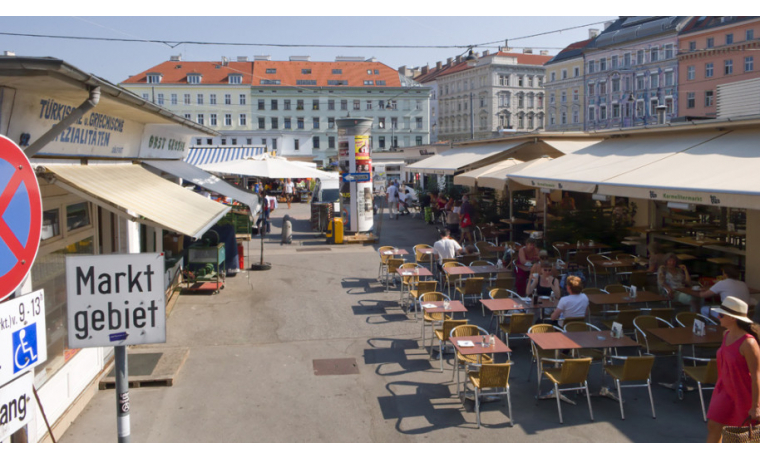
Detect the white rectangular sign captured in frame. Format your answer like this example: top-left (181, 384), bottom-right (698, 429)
top-left (0, 290), bottom-right (46, 387)
top-left (0, 371), bottom-right (34, 441)
top-left (66, 253), bottom-right (166, 348)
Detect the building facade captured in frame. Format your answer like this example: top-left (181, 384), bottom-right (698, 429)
top-left (543, 36), bottom-right (594, 131)
top-left (122, 56), bottom-right (431, 166)
top-left (584, 17), bottom-right (691, 130)
top-left (425, 50), bottom-right (552, 143)
top-left (678, 16), bottom-right (760, 119)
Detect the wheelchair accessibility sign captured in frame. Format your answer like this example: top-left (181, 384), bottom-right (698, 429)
top-left (0, 290), bottom-right (46, 386)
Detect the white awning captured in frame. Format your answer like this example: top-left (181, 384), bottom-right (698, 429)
top-left (542, 139), bottom-right (604, 155)
top-left (453, 158), bottom-right (522, 187)
top-left (200, 157), bottom-right (338, 180)
top-left (143, 160), bottom-right (260, 213)
top-left (185, 146), bottom-right (265, 166)
top-left (597, 129), bottom-right (760, 210)
top-left (479, 156), bottom-right (554, 190)
top-left (508, 132), bottom-right (723, 193)
top-left (405, 140), bottom-right (527, 175)
top-left (38, 163), bottom-right (230, 238)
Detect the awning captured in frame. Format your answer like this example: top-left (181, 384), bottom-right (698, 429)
top-left (508, 132), bottom-right (723, 193)
top-left (185, 146), bottom-right (265, 166)
top-left (480, 156), bottom-right (554, 190)
top-left (405, 140), bottom-right (527, 175)
top-left (541, 139), bottom-right (604, 155)
top-left (38, 163), bottom-right (230, 238)
top-left (200, 157), bottom-right (338, 180)
top-left (596, 129), bottom-right (760, 210)
top-left (143, 160), bottom-right (260, 213)
top-left (453, 158), bottom-right (522, 187)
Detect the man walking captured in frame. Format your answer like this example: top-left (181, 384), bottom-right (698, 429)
top-left (386, 180), bottom-right (399, 220)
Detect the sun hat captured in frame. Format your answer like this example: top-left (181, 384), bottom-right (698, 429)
top-left (711, 296), bottom-right (753, 323)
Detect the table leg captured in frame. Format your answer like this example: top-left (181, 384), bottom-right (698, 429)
top-left (657, 344), bottom-right (695, 399)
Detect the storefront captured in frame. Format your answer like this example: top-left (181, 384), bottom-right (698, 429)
top-left (0, 56), bottom-right (230, 442)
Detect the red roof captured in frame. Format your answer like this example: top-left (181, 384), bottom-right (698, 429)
top-left (122, 59), bottom-right (402, 87)
top-left (492, 51), bottom-right (554, 65)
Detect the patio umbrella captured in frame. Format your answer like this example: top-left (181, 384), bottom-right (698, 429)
top-left (200, 156), bottom-right (337, 180)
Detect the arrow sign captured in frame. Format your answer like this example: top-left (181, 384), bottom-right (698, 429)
top-left (342, 172), bottom-right (370, 182)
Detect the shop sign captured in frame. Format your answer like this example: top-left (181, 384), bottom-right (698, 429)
top-left (0, 371), bottom-right (34, 441)
top-left (65, 253), bottom-right (166, 348)
top-left (138, 124), bottom-right (194, 160)
top-left (0, 290), bottom-right (46, 387)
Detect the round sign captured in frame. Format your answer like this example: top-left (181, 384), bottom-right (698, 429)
top-left (0, 135), bottom-right (42, 301)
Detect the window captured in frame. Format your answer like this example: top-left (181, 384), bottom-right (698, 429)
top-left (587, 83), bottom-right (594, 96)
top-left (240, 114), bottom-right (247, 126)
top-left (415, 100), bottom-right (421, 110)
top-left (258, 99), bottom-right (265, 110)
top-left (573, 89), bottom-right (579, 102)
top-left (209, 94), bottom-right (216, 105)
top-left (246, 138), bottom-right (252, 145)
top-left (225, 114), bottom-right (232, 126)
top-left (706, 63), bottom-right (714, 78)
top-left (624, 53), bottom-right (631, 68)
top-left (665, 44), bottom-right (674, 59)
top-left (573, 110), bottom-right (579, 124)
top-left (561, 70), bottom-right (567, 80)
top-left (636, 75), bottom-right (645, 90)
top-left (650, 73), bottom-right (659, 88)
top-left (284, 117), bottom-right (291, 129)
top-left (271, 99), bottom-right (278, 110)
top-left (538, 76), bottom-right (543, 87)
top-left (705, 90), bottom-right (714, 107)
top-left (612, 103), bottom-right (620, 118)
top-left (588, 60), bottom-right (595, 74)
top-left (297, 117), bottom-right (304, 129)
top-left (666, 98), bottom-right (674, 113)
top-left (266, 68), bottom-right (276, 74)
top-left (184, 114), bottom-right (191, 119)
top-left (272, 139), bottom-right (277, 150)
top-left (221, 138), bottom-right (226, 146)
top-left (376, 80), bottom-right (386, 86)
top-left (196, 138), bottom-right (202, 146)
top-left (550, 93), bottom-right (555, 105)
top-left (389, 100), bottom-right (397, 110)
top-left (157, 94), bottom-right (164, 105)
top-left (664, 71), bottom-right (674, 86)
top-left (229, 75), bottom-right (242, 84)
top-left (416, 117), bottom-right (423, 129)
top-left (171, 94), bottom-right (177, 105)
top-left (689, 41), bottom-right (697, 51)
top-left (379, 136), bottom-right (385, 149)
top-left (612, 78), bottom-right (620, 92)
top-left (210, 114), bottom-right (217, 126)
top-left (518, 76), bottom-right (524, 87)
top-left (187, 74), bottom-right (201, 84)
top-left (600, 58), bottom-right (607, 71)
top-left (240, 94), bottom-right (246, 106)
top-left (560, 112), bottom-right (567, 124)
top-left (636, 100), bottom-right (644, 117)
top-left (296, 80), bottom-right (317, 86)
top-left (588, 107), bottom-right (595, 121)
top-left (726, 33), bottom-right (734, 45)
top-left (650, 99), bottom-right (658, 116)
top-left (294, 139), bottom-right (300, 151)
top-left (258, 117), bottom-right (265, 129)
top-left (327, 117), bottom-right (335, 129)
top-left (599, 81), bottom-right (607, 94)
top-left (378, 117), bottom-right (385, 129)
top-left (313, 117), bottom-right (319, 129)
top-left (328, 100), bottom-right (335, 110)
top-left (313, 99), bottom-right (320, 110)
top-left (650, 47), bottom-right (659, 62)
top-left (391, 117), bottom-right (398, 129)
top-left (269, 117), bottom-right (276, 129)
top-left (313, 137), bottom-right (320, 149)
top-left (328, 136), bottom-right (335, 149)
top-left (353, 100), bottom-right (360, 110)
top-left (366, 100), bottom-right (372, 110)
top-left (197, 94), bottom-right (203, 105)
top-left (637, 50), bottom-right (644, 64)
top-left (725, 59), bottom-right (734, 75)
top-left (551, 71), bottom-right (556, 82)
top-left (415, 136), bottom-right (422, 146)
top-left (231, 138), bottom-right (237, 146)
top-left (284, 99), bottom-right (291, 110)
top-left (574, 66), bottom-right (580, 77)
top-left (687, 66), bottom-right (695, 80)
top-left (147, 74), bottom-right (161, 84)
top-left (301, 69), bottom-right (312, 74)
top-left (260, 80), bottom-right (280, 85)
top-left (687, 92), bottom-right (695, 108)
top-left (332, 69), bottom-right (342, 75)
top-left (363, 80), bottom-right (374, 86)
top-left (341, 100), bottom-right (347, 111)
top-left (745, 56), bottom-right (754, 72)
top-left (600, 105), bottom-right (607, 120)
top-left (225, 94), bottom-right (231, 105)
top-left (196, 114), bottom-right (204, 125)
top-left (747, 29), bottom-right (755, 41)
top-left (560, 91), bottom-right (566, 103)
top-left (707, 37), bottom-right (714, 49)
top-left (296, 100), bottom-right (304, 110)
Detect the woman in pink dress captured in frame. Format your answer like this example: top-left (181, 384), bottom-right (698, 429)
top-left (514, 238), bottom-right (540, 297)
top-left (706, 296), bottom-right (760, 442)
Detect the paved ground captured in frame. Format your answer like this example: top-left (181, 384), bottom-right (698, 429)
top-left (60, 201), bottom-right (712, 443)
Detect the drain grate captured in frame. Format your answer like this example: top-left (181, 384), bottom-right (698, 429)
top-left (313, 358), bottom-right (359, 376)
top-left (297, 247), bottom-right (332, 252)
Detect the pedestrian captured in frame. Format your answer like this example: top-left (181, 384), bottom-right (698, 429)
top-left (459, 194), bottom-right (476, 244)
top-left (445, 197), bottom-right (460, 238)
top-left (386, 181), bottom-right (399, 220)
top-left (284, 178), bottom-right (295, 209)
top-left (515, 238), bottom-right (540, 296)
top-left (706, 296), bottom-right (760, 442)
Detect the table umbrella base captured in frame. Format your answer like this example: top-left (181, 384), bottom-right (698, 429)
top-left (537, 391), bottom-right (576, 405)
top-left (597, 386), bottom-right (623, 402)
top-left (250, 262), bottom-right (272, 271)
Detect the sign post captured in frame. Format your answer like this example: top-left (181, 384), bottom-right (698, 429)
top-left (66, 252), bottom-right (166, 443)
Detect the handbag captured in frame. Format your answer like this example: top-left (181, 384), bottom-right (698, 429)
top-left (461, 213), bottom-right (473, 228)
top-left (722, 417), bottom-right (760, 443)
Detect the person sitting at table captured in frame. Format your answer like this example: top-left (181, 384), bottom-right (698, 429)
top-left (529, 250), bottom-right (560, 278)
top-left (527, 261), bottom-right (561, 299)
top-left (515, 238), bottom-right (540, 296)
top-left (560, 191), bottom-right (576, 211)
top-left (549, 275), bottom-right (588, 327)
top-left (433, 229), bottom-right (463, 271)
top-left (647, 242), bottom-right (667, 273)
top-left (699, 265), bottom-right (753, 319)
top-left (658, 253), bottom-right (700, 311)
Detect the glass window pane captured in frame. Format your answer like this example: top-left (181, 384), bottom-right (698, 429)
top-left (41, 209), bottom-right (60, 241)
top-left (66, 203), bottom-right (90, 231)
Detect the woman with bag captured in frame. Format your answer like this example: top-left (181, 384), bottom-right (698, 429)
top-left (514, 238), bottom-right (540, 296)
top-left (706, 296), bottom-right (760, 442)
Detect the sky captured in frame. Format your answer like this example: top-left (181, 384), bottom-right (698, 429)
top-left (0, 14), bottom-right (619, 84)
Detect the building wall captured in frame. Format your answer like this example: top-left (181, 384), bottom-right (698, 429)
top-left (544, 56), bottom-right (585, 131)
top-left (678, 19), bottom-right (760, 118)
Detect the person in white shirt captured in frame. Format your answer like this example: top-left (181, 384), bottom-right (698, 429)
top-left (550, 275), bottom-right (589, 327)
top-left (433, 229), bottom-right (463, 272)
top-left (284, 179), bottom-right (295, 209)
top-left (700, 265), bottom-right (754, 319)
top-left (386, 181), bottom-right (399, 220)
top-left (398, 186), bottom-right (408, 215)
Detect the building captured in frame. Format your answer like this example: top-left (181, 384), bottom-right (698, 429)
top-left (121, 55), bottom-right (432, 166)
top-left (584, 16), bottom-right (692, 130)
top-left (423, 49), bottom-right (552, 143)
top-left (677, 16), bottom-right (760, 119)
top-left (415, 60), bottom-right (461, 143)
top-left (543, 34), bottom-right (595, 131)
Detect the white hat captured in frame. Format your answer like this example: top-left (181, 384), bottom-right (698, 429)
top-left (711, 296), bottom-right (753, 323)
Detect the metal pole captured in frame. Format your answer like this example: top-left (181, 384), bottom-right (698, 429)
top-left (115, 345), bottom-right (130, 443)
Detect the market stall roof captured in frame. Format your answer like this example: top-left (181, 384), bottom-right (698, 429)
top-left (200, 157), bottom-right (338, 180)
top-left (596, 128), bottom-right (760, 210)
top-left (405, 140), bottom-right (527, 175)
top-left (453, 158), bottom-right (522, 187)
top-left (185, 146), bottom-right (266, 166)
top-left (507, 131), bottom-right (724, 193)
top-left (143, 160), bottom-right (260, 213)
top-left (36, 162), bottom-right (230, 238)
top-left (481, 156), bottom-right (555, 190)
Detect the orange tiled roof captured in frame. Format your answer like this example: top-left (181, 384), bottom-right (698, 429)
top-left (492, 51), bottom-right (553, 65)
top-left (122, 59), bottom-right (402, 87)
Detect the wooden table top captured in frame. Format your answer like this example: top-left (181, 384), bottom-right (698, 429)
top-left (500, 218), bottom-right (533, 225)
top-left (675, 286), bottom-right (707, 298)
top-left (419, 300), bottom-right (467, 314)
top-left (554, 242), bottom-right (611, 250)
top-left (673, 236), bottom-right (725, 247)
top-left (592, 259), bottom-right (639, 269)
top-left (443, 265), bottom-right (512, 276)
top-left (527, 331), bottom-right (640, 350)
top-left (480, 297), bottom-right (557, 312)
top-left (396, 267), bottom-right (434, 277)
top-left (382, 249), bottom-right (409, 256)
top-left (586, 291), bottom-right (667, 305)
top-left (418, 248), bottom-right (436, 254)
top-left (451, 335), bottom-right (512, 356)
top-left (647, 326), bottom-right (725, 346)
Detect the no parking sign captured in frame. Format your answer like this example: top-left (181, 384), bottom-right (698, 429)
top-left (0, 136), bottom-right (42, 301)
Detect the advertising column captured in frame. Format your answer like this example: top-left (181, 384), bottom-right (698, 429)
top-left (336, 118), bottom-right (373, 233)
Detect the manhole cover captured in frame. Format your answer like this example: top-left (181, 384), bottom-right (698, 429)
top-left (107, 352), bottom-right (162, 377)
top-left (313, 358), bottom-right (359, 376)
top-left (297, 248), bottom-right (332, 252)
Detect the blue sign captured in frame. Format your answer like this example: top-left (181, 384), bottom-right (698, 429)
top-left (109, 332), bottom-right (129, 342)
top-left (12, 324), bottom-right (38, 373)
top-left (342, 172), bottom-right (371, 182)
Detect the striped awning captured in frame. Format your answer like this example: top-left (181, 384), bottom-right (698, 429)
top-left (184, 147), bottom-right (265, 166)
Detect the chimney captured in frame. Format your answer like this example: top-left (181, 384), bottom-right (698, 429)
top-left (456, 56), bottom-right (462, 63)
top-left (523, 48), bottom-right (533, 54)
top-left (540, 50), bottom-right (549, 56)
top-left (398, 65), bottom-right (407, 75)
top-left (335, 56), bottom-right (365, 61)
top-left (289, 56), bottom-right (311, 61)
top-left (482, 50), bottom-right (489, 57)
top-left (436, 61), bottom-right (442, 70)
top-left (254, 55), bottom-right (272, 61)
top-left (237, 56), bottom-right (248, 62)
top-left (421, 65), bottom-right (429, 75)
top-left (221, 56), bottom-right (229, 66)
top-left (4, 51), bottom-right (15, 56)
top-left (657, 105), bottom-right (668, 124)
top-left (589, 28), bottom-right (600, 39)
top-left (446, 58), bottom-right (453, 65)
top-left (170, 54), bottom-right (182, 61)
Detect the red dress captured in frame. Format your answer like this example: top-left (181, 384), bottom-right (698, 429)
top-left (707, 333), bottom-right (753, 426)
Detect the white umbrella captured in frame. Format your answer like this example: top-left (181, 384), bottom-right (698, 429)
top-left (200, 156), bottom-right (338, 180)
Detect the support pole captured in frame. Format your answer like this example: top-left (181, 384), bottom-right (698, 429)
top-left (115, 346), bottom-right (130, 443)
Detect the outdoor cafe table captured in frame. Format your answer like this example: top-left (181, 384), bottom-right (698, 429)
top-left (417, 247), bottom-right (436, 273)
top-left (382, 248), bottom-right (409, 257)
top-left (554, 241), bottom-right (611, 253)
top-left (585, 291), bottom-right (668, 314)
top-left (451, 335), bottom-right (513, 401)
top-left (443, 265), bottom-right (512, 277)
top-left (500, 218), bottom-right (533, 240)
top-left (480, 297), bottom-right (558, 324)
top-left (396, 266), bottom-right (434, 304)
top-left (646, 326), bottom-right (725, 399)
top-left (419, 300), bottom-right (468, 318)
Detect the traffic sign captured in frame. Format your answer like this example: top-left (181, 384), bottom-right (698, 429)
top-left (0, 371), bottom-right (34, 442)
top-left (0, 290), bottom-right (46, 386)
top-left (342, 172), bottom-right (371, 182)
top-left (66, 253), bottom-right (166, 348)
top-left (0, 135), bottom-right (42, 301)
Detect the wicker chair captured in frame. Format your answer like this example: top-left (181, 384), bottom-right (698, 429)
top-left (466, 363), bottom-right (514, 428)
top-left (475, 241), bottom-right (498, 263)
top-left (420, 292), bottom-right (452, 348)
top-left (493, 273), bottom-right (516, 290)
top-left (603, 355), bottom-right (657, 419)
top-left (582, 287), bottom-right (608, 318)
top-left (499, 312), bottom-right (534, 348)
top-left (645, 307), bottom-right (675, 323)
top-left (634, 316), bottom-right (678, 356)
top-left (456, 277), bottom-right (485, 308)
top-left (432, 319), bottom-right (468, 371)
top-left (602, 309), bottom-right (641, 337)
top-left (604, 284), bottom-right (629, 294)
top-left (450, 324), bottom-right (493, 396)
top-left (378, 246), bottom-right (396, 281)
top-left (540, 357), bottom-right (594, 424)
top-left (414, 244), bottom-right (434, 271)
top-left (588, 254), bottom-right (613, 287)
top-left (487, 288), bottom-right (522, 328)
top-left (408, 280), bottom-right (438, 320)
top-left (385, 258), bottom-right (404, 292)
top-left (442, 261), bottom-right (466, 298)
top-left (399, 262), bottom-right (422, 308)
top-left (682, 357), bottom-right (718, 421)
top-left (527, 323), bottom-right (565, 384)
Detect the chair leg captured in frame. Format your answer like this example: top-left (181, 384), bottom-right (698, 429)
top-left (586, 381), bottom-right (594, 421)
top-left (698, 382), bottom-right (706, 422)
top-left (421, 320), bottom-right (426, 347)
top-left (616, 379), bottom-right (625, 420)
top-left (648, 379), bottom-right (656, 419)
top-left (475, 386), bottom-right (481, 428)
top-left (439, 340), bottom-right (444, 372)
top-left (506, 386), bottom-right (514, 427)
top-left (555, 383), bottom-right (563, 424)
